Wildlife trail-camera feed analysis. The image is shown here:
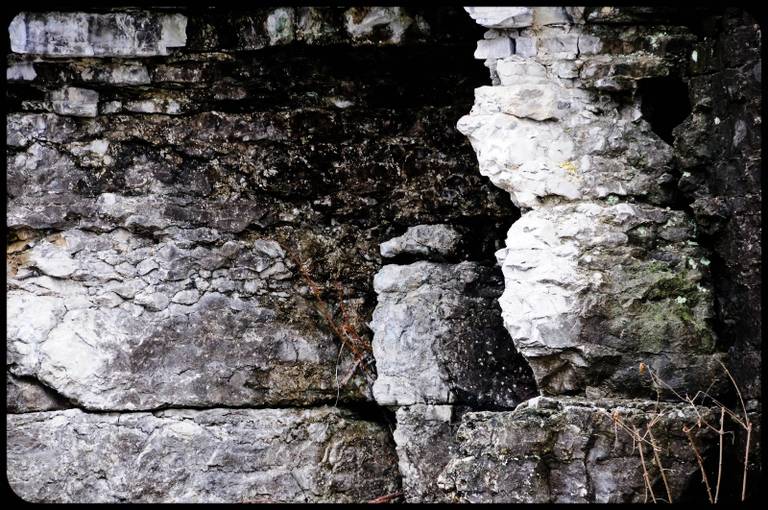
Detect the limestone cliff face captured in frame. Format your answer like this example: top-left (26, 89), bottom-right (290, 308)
top-left (432, 6), bottom-right (761, 503)
top-left (5, 6), bottom-right (761, 504)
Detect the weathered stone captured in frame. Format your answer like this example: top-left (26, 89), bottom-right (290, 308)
top-left (7, 407), bottom-right (400, 502)
top-left (9, 11), bottom-right (187, 57)
top-left (671, 8), bottom-right (762, 403)
top-left (6, 374), bottom-right (70, 413)
top-left (497, 201), bottom-right (724, 397)
top-left (379, 224), bottom-right (462, 259)
top-left (6, 62), bottom-right (36, 81)
top-left (458, 81), bottom-right (675, 209)
top-left (393, 405), bottom-right (460, 503)
top-left (474, 38), bottom-right (514, 59)
top-left (437, 397), bottom-right (717, 503)
top-left (49, 87), bottom-right (99, 117)
top-left (344, 7), bottom-right (415, 45)
top-left (371, 261), bottom-right (535, 407)
top-left (465, 7), bottom-right (533, 28)
top-left (7, 229), bottom-right (370, 410)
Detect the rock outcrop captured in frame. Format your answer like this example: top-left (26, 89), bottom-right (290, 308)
top-left (5, 5), bottom-right (760, 504)
top-left (371, 260), bottom-right (535, 408)
top-left (430, 5), bottom-right (761, 504)
top-left (7, 407), bottom-right (400, 503)
top-left (5, 6), bottom-right (510, 502)
top-left (437, 397), bottom-right (717, 503)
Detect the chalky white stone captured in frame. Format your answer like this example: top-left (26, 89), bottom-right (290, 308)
top-left (9, 11), bottom-right (187, 57)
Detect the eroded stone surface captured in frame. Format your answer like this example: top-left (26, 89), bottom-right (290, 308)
top-left (7, 407), bottom-right (400, 503)
top-left (7, 228), bottom-right (370, 410)
top-left (459, 6), bottom-right (730, 401)
top-left (436, 397), bottom-right (717, 503)
top-left (379, 224), bottom-right (462, 260)
top-left (497, 201), bottom-right (723, 398)
top-left (393, 405), bottom-right (461, 503)
top-left (371, 261), bottom-right (535, 407)
top-left (9, 11), bottom-right (187, 57)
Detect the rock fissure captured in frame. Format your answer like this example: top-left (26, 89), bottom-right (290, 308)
top-left (5, 5), bottom-right (760, 504)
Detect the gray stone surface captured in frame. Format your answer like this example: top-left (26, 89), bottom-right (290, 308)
top-left (436, 397), bottom-right (717, 503)
top-left (7, 229), bottom-right (370, 410)
top-left (497, 201), bottom-right (724, 398)
top-left (379, 224), bottom-right (462, 259)
top-left (49, 87), bottom-right (99, 117)
top-left (393, 405), bottom-right (460, 503)
top-left (371, 261), bottom-right (535, 407)
top-left (9, 11), bottom-right (187, 57)
top-left (7, 407), bottom-right (401, 503)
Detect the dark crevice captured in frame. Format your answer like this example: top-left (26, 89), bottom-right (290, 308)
top-left (638, 76), bottom-right (692, 145)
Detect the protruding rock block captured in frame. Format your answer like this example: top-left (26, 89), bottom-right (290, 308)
top-left (379, 224), bottom-right (462, 260)
top-left (371, 261), bottom-right (535, 407)
top-left (7, 407), bottom-right (401, 502)
top-left (436, 397), bottom-right (717, 503)
top-left (465, 7), bottom-right (533, 29)
top-left (7, 229), bottom-right (369, 410)
top-left (9, 11), bottom-right (187, 57)
top-left (496, 202), bottom-right (723, 397)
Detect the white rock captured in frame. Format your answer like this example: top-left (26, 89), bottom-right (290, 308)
top-left (171, 289), bottom-right (200, 305)
top-left (28, 241), bottom-right (79, 277)
top-left (6, 62), bottom-right (36, 81)
top-left (465, 7), bottom-right (533, 28)
top-left (9, 12), bottom-right (187, 57)
top-left (49, 87), bottom-right (99, 117)
top-left (474, 38), bottom-right (514, 59)
top-left (380, 224), bottom-right (462, 258)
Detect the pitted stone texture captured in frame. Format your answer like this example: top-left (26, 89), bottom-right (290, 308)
top-left (436, 397), bottom-right (717, 503)
top-left (7, 228), bottom-right (369, 410)
top-left (9, 11), bottom-right (187, 57)
top-left (379, 224), bottom-right (462, 260)
top-left (7, 407), bottom-right (400, 503)
top-left (371, 261), bottom-right (535, 408)
top-left (7, 374), bottom-right (70, 413)
top-left (497, 201), bottom-right (723, 398)
top-left (393, 405), bottom-right (460, 503)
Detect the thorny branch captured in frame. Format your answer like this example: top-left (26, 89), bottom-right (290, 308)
top-left (280, 242), bottom-right (376, 392)
top-left (606, 362), bottom-right (754, 504)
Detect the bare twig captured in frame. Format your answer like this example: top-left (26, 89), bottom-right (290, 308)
top-left (281, 243), bottom-right (376, 388)
top-left (368, 492), bottom-right (403, 504)
top-left (634, 424), bottom-right (657, 503)
top-left (647, 424), bottom-right (673, 503)
top-left (683, 424), bottom-right (714, 504)
top-left (714, 407), bottom-right (725, 503)
top-left (742, 422), bottom-right (752, 502)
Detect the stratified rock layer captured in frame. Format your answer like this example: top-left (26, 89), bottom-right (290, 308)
top-left (7, 407), bottom-right (400, 503)
top-left (436, 397), bottom-right (717, 503)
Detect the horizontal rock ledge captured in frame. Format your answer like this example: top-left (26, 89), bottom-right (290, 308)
top-left (7, 406), bottom-right (401, 503)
